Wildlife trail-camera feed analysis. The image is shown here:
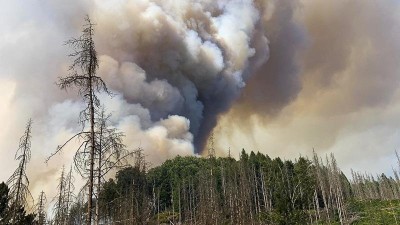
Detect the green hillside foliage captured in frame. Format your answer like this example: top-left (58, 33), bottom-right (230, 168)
top-left (349, 200), bottom-right (400, 224)
top-left (95, 150), bottom-right (353, 224)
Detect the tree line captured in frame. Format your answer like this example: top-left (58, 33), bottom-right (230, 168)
top-left (94, 150), bottom-right (351, 224)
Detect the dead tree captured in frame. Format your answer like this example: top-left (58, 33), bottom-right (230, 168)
top-left (36, 191), bottom-right (47, 225)
top-left (396, 150), bottom-right (400, 179)
top-left (7, 119), bottom-right (33, 222)
top-left (94, 108), bottom-right (129, 225)
top-left (207, 132), bottom-right (215, 159)
top-left (52, 167), bottom-right (76, 225)
top-left (329, 153), bottom-right (347, 224)
top-left (53, 167), bottom-right (67, 225)
top-left (133, 147), bottom-right (148, 172)
top-left (64, 166), bottom-right (75, 224)
top-left (312, 150), bottom-right (330, 222)
top-left (46, 16), bottom-right (111, 225)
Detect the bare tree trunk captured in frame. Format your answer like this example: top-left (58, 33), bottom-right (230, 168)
top-left (259, 168), bottom-right (268, 212)
top-left (178, 183), bottom-right (182, 224)
top-left (55, 167), bottom-right (66, 225)
top-left (157, 188), bottom-right (160, 225)
top-left (172, 183), bottom-right (175, 224)
top-left (87, 51), bottom-right (95, 224)
top-left (313, 151), bottom-right (330, 223)
top-left (314, 189), bottom-right (320, 222)
top-left (95, 116), bottom-right (103, 225)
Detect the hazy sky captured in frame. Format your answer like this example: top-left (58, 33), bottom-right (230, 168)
top-left (1, 0), bottom-right (400, 202)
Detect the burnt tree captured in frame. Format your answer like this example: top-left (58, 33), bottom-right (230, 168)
top-left (7, 119), bottom-right (33, 223)
top-left (46, 16), bottom-right (111, 225)
top-left (53, 167), bottom-right (67, 225)
top-left (93, 108), bottom-right (128, 225)
top-left (35, 191), bottom-right (46, 225)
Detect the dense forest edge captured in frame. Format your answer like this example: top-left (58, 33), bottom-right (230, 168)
top-left (1, 148), bottom-right (400, 224)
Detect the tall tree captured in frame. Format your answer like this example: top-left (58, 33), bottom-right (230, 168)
top-left (7, 119), bottom-right (33, 223)
top-left (53, 167), bottom-right (67, 225)
top-left (47, 16), bottom-right (111, 225)
top-left (64, 166), bottom-right (75, 223)
top-left (52, 166), bottom-right (75, 225)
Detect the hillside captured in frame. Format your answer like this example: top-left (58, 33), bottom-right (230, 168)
top-left (349, 200), bottom-right (400, 224)
top-left (1, 149), bottom-right (399, 224)
top-left (83, 150), bottom-right (399, 224)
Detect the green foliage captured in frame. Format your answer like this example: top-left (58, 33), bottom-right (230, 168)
top-left (99, 179), bottom-right (118, 206)
top-left (0, 182), bottom-right (36, 225)
top-left (98, 165), bottom-right (149, 223)
top-left (67, 201), bottom-right (86, 225)
top-left (349, 199), bottom-right (400, 224)
top-left (9, 205), bottom-right (36, 225)
top-left (100, 150), bottom-right (328, 224)
top-left (0, 182), bottom-right (8, 220)
top-left (79, 150), bottom-right (400, 224)
top-left (147, 156), bottom-right (206, 208)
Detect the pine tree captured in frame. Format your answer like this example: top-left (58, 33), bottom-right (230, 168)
top-left (0, 182), bottom-right (9, 223)
top-left (7, 119), bottom-right (33, 224)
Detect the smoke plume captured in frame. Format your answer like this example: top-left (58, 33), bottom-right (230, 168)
top-left (215, 0), bottom-right (400, 175)
top-left (92, 0), bottom-right (270, 151)
top-left (0, 0), bottom-right (270, 199)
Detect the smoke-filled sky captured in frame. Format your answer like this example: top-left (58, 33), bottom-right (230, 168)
top-left (1, 0), bottom-right (400, 204)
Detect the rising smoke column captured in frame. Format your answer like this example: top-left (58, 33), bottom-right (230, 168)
top-left (93, 0), bottom-right (270, 152)
top-left (0, 0), bottom-right (273, 200)
top-left (215, 0), bottom-right (400, 174)
top-left (1, 0), bottom-right (275, 201)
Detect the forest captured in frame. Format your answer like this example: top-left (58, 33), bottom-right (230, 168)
top-left (1, 16), bottom-right (400, 225)
top-left (1, 137), bottom-right (400, 225)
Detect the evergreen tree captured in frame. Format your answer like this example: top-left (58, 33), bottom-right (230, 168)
top-left (0, 182), bottom-right (9, 223)
top-left (0, 182), bottom-right (35, 225)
